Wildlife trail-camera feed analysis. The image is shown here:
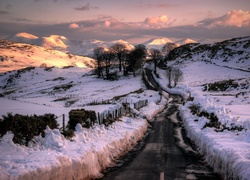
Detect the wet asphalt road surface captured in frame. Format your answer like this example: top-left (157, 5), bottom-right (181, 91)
top-left (101, 97), bottom-right (222, 180)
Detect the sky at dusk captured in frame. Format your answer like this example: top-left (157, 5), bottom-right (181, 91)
top-left (0, 0), bottom-right (250, 43)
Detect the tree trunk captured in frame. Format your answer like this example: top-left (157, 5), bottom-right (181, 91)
top-left (119, 58), bottom-right (122, 72)
top-left (154, 61), bottom-right (157, 74)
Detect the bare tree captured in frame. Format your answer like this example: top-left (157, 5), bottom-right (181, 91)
top-left (128, 44), bottom-right (147, 77)
top-left (166, 67), bottom-right (172, 88)
top-left (110, 43), bottom-right (127, 72)
top-left (173, 67), bottom-right (183, 87)
top-left (149, 48), bottom-right (163, 74)
top-left (122, 50), bottom-right (130, 76)
top-left (166, 66), bottom-right (183, 87)
top-left (93, 47), bottom-right (104, 77)
top-left (102, 50), bottom-right (115, 80)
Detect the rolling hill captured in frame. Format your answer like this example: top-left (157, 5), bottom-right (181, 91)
top-left (0, 40), bottom-right (96, 73)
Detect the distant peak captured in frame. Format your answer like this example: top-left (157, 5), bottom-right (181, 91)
top-left (112, 39), bottom-right (130, 44)
top-left (16, 32), bottom-right (39, 39)
top-left (144, 37), bottom-right (173, 45)
top-left (175, 38), bottom-right (197, 46)
top-left (47, 35), bottom-right (67, 40)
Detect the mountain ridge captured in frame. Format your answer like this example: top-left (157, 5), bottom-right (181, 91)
top-left (7, 32), bottom-right (209, 55)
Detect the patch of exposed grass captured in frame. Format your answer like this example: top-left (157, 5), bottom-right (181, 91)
top-left (53, 84), bottom-right (74, 91)
top-left (46, 77), bottom-right (65, 82)
top-left (52, 97), bottom-right (70, 102)
top-left (113, 88), bottom-right (144, 101)
top-left (203, 79), bottom-right (238, 92)
top-left (3, 90), bottom-right (16, 95)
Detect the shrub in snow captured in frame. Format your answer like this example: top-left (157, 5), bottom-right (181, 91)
top-left (68, 109), bottom-right (97, 129)
top-left (0, 113), bottom-right (59, 146)
top-left (188, 103), bottom-right (201, 115)
top-left (61, 129), bottom-right (75, 140)
top-left (188, 103), bottom-right (244, 132)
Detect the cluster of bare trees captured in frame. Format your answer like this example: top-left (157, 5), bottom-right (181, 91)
top-left (93, 43), bottom-right (147, 80)
top-left (148, 48), bottom-right (183, 88)
top-left (93, 41), bottom-right (183, 87)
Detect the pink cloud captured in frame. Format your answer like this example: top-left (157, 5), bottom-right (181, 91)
top-left (69, 23), bottom-right (79, 29)
top-left (144, 15), bottom-right (169, 27)
top-left (200, 10), bottom-right (250, 28)
top-left (104, 20), bottom-right (111, 27)
top-left (222, 10), bottom-right (250, 27)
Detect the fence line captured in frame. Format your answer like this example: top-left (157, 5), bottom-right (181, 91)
top-left (60, 99), bottom-right (148, 130)
top-left (95, 99), bottom-right (148, 125)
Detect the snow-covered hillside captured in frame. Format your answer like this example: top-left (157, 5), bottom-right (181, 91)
top-left (0, 66), bottom-right (143, 110)
top-left (166, 36), bottom-right (250, 71)
top-left (8, 33), bottom-right (69, 52)
top-left (0, 40), bottom-right (96, 73)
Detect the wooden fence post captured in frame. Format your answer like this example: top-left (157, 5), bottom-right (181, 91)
top-left (98, 113), bottom-right (100, 124)
top-left (62, 114), bottom-right (65, 132)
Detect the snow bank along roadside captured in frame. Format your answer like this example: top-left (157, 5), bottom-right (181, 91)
top-left (0, 91), bottom-right (168, 180)
top-left (179, 94), bottom-right (250, 180)
top-left (154, 68), bottom-right (250, 179)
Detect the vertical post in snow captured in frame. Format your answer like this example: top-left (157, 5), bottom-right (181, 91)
top-left (62, 114), bottom-right (65, 132)
top-left (98, 113), bottom-right (100, 124)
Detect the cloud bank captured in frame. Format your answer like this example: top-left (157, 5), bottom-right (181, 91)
top-left (0, 10), bottom-right (249, 43)
top-left (199, 10), bottom-right (250, 27)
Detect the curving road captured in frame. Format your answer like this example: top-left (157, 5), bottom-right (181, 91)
top-left (101, 95), bottom-right (221, 180)
top-left (101, 69), bottom-right (222, 180)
